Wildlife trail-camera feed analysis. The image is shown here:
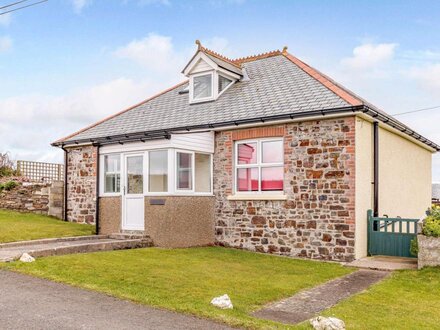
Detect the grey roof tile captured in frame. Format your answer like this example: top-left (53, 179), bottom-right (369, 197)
top-left (64, 55), bottom-right (350, 143)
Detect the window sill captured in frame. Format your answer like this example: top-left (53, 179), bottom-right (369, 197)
top-left (227, 194), bottom-right (288, 201)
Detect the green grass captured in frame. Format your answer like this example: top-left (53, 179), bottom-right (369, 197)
top-left (321, 267), bottom-right (440, 330)
top-left (0, 209), bottom-right (95, 243)
top-left (1, 247), bottom-right (352, 329)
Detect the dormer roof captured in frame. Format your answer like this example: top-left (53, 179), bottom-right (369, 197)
top-left (182, 40), bottom-right (242, 77)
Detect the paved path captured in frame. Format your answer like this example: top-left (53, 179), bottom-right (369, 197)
top-left (254, 269), bottom-right (389, 325)
top-left (0, 236), bottom-right (150, 262)
top-left (0, 270), bottom-right (234, 330)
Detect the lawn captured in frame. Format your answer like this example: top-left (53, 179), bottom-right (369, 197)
top-left (320, 267), bottom-right (440, 330)
top-left (1, 247), bottom-right (352, 329)
top-left (0, 209), bottom-right (95, 243)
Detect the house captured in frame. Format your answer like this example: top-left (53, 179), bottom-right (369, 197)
top-left (52, 41), bottom-right (438, 262)
top-left (433, 183), bottom-right (440, 205)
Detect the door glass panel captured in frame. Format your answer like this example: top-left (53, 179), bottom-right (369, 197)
top-left (127, 156), bottom-right (143, 194)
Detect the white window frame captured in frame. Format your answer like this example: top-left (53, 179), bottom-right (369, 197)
top-left (174, 149), bottom-right (213, 195)
top-left (217, 73), bottom-right (234, 97)
top-left (190, 71), bottom-right (215, 103)
top-left (234, 138), bottom-right (284, 195)
top-left (99, 148), bottom-right (213, 197)
top-left (100, 153), bottom-right (122, 197)
top-left (146, 149), bottom-right (169, 195)
top-left (175, 150), bottom-right (195, 193)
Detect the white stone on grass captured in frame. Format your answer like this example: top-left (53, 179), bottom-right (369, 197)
top-left (210, 294), bottom-right (233, 309)
top-left (19, 253), bottom-right (35, 263)
top-left (310, 316), bottom-right (345, 330)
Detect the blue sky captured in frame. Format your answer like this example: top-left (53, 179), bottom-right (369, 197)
top-left (1, 0), bottom-right (440, 179)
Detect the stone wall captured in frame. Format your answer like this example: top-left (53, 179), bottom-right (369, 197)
top-left (0, 181), bottom-right (64, 219)
top-left (214, 117), bottom-right (356, 261)
top-left (66, 145), bottom-right (97, 224)
top-left (417, 235), bottom-right (440, 269)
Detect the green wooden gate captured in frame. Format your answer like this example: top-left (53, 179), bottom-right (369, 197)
top-left (367, 210), bottom-right (418, 258)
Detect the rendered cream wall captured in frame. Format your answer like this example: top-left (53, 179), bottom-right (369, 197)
top-left (378, 126), bottom-right (432, 219)
top-left (355, 117), bottom-right (433, 259)
top-left (355, 117), bottom-right (373, 259)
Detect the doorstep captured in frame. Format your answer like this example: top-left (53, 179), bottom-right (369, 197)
top-left (345, 255), bottom-right (417, 271)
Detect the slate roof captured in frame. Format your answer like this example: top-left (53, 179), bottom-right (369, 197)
top-left (53, 46), bottom-right (440, 151)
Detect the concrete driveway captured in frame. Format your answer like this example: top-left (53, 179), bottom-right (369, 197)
top-left (0, 270), bottom-right (234, 330)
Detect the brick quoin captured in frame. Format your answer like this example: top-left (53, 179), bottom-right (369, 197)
top-left (214, 117), bottom-right (356, 262)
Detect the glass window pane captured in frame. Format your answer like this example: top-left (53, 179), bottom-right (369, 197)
top-left (237, 143), bottom-right (257, 164)
top-left (105, 174), bottom-right (120, 193)
top-left (104, 155), bottom-right (120, 193)
top-left (261, 167), bottom-right (284, 191)
top-left (195, 153), bottom-right (211, 192)
top-left (149, 151), bottom-right (168, 192)
top-left (262, 140), bottom-right (283, 163)
top-left (218, 75), bottom-right (232, 93)
top-left (193, 74), bottom-right (212, 99)
top-left (237, 168), bottom-right (258, 192)
top-left (177, 152), bottom-right (192, 190)
top-left (127, 156), bottom-right (143, 194)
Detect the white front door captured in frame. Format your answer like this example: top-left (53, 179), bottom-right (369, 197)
top-left (122, 154), bottom-right (145, 231)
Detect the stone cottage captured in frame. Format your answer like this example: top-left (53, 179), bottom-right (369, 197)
top-left (52, 41), bottom-right (438, 262)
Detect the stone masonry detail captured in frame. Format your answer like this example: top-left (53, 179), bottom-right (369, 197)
top-left (0, 181), bottom-right (64, 219)
top-left (66, 145), bottom-right (97, 224)
top-left (214, 117), bottom-right (356, 261)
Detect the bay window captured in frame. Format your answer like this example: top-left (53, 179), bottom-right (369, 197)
top-left (176, 151), bottom-right (212, 193)
top-left (149, 150), bottom-right (168, 192)
top-left (235, 139), bottom-right (284, 193)
top-left (104, 154), bottom-right (121, 193)
top-left (177, 152), bottom-right (193, 190)
top-left (195, 153), bottom-right (211, 192)
top-left (101, 148), bottom-right (213, 196)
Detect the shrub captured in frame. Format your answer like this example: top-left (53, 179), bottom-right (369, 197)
top-left (422, 205), bottom-right (440, 237)
top-left (0, 152), bottom-right (19, 177)
top-left (0, 180), bottom-right (19, 192)
top-left (410, 238), bottom-right (418, 256)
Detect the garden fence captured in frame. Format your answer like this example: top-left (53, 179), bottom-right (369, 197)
top-left (16, 160), bottom-right (64, 183)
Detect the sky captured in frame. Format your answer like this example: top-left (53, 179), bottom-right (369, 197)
top-left (1, 0), bottom-right (440, 180)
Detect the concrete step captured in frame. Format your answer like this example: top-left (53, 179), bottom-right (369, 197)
top-left (0, 235), bottom-right (109, 249)
top-left (109, 233), bottom-right (151, 240)
top-left (0, 236), bottom-right (154, 262)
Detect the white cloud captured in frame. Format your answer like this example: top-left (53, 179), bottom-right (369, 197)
top-left (341, 43), bottom-right (398, 70)
top-left (71, 0), bottom-right (92, 13)
top-left (114, 33), bottom-right (184, 73)
top-left (408, 63), bottom-right (440, 95)
top-left (0, 13), bottom-right (11, 27)
top-left (0, 36), bottom-right (12, 52)
top-left (0, 77), bottom-right (176, 163)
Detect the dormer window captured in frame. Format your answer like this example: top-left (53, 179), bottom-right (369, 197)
top-left (193, 73), bottom-right (213, 101)
top-left (218, 75), bottom-right (233, 94)
top-left (183, 42), bottom-right (243, 104)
